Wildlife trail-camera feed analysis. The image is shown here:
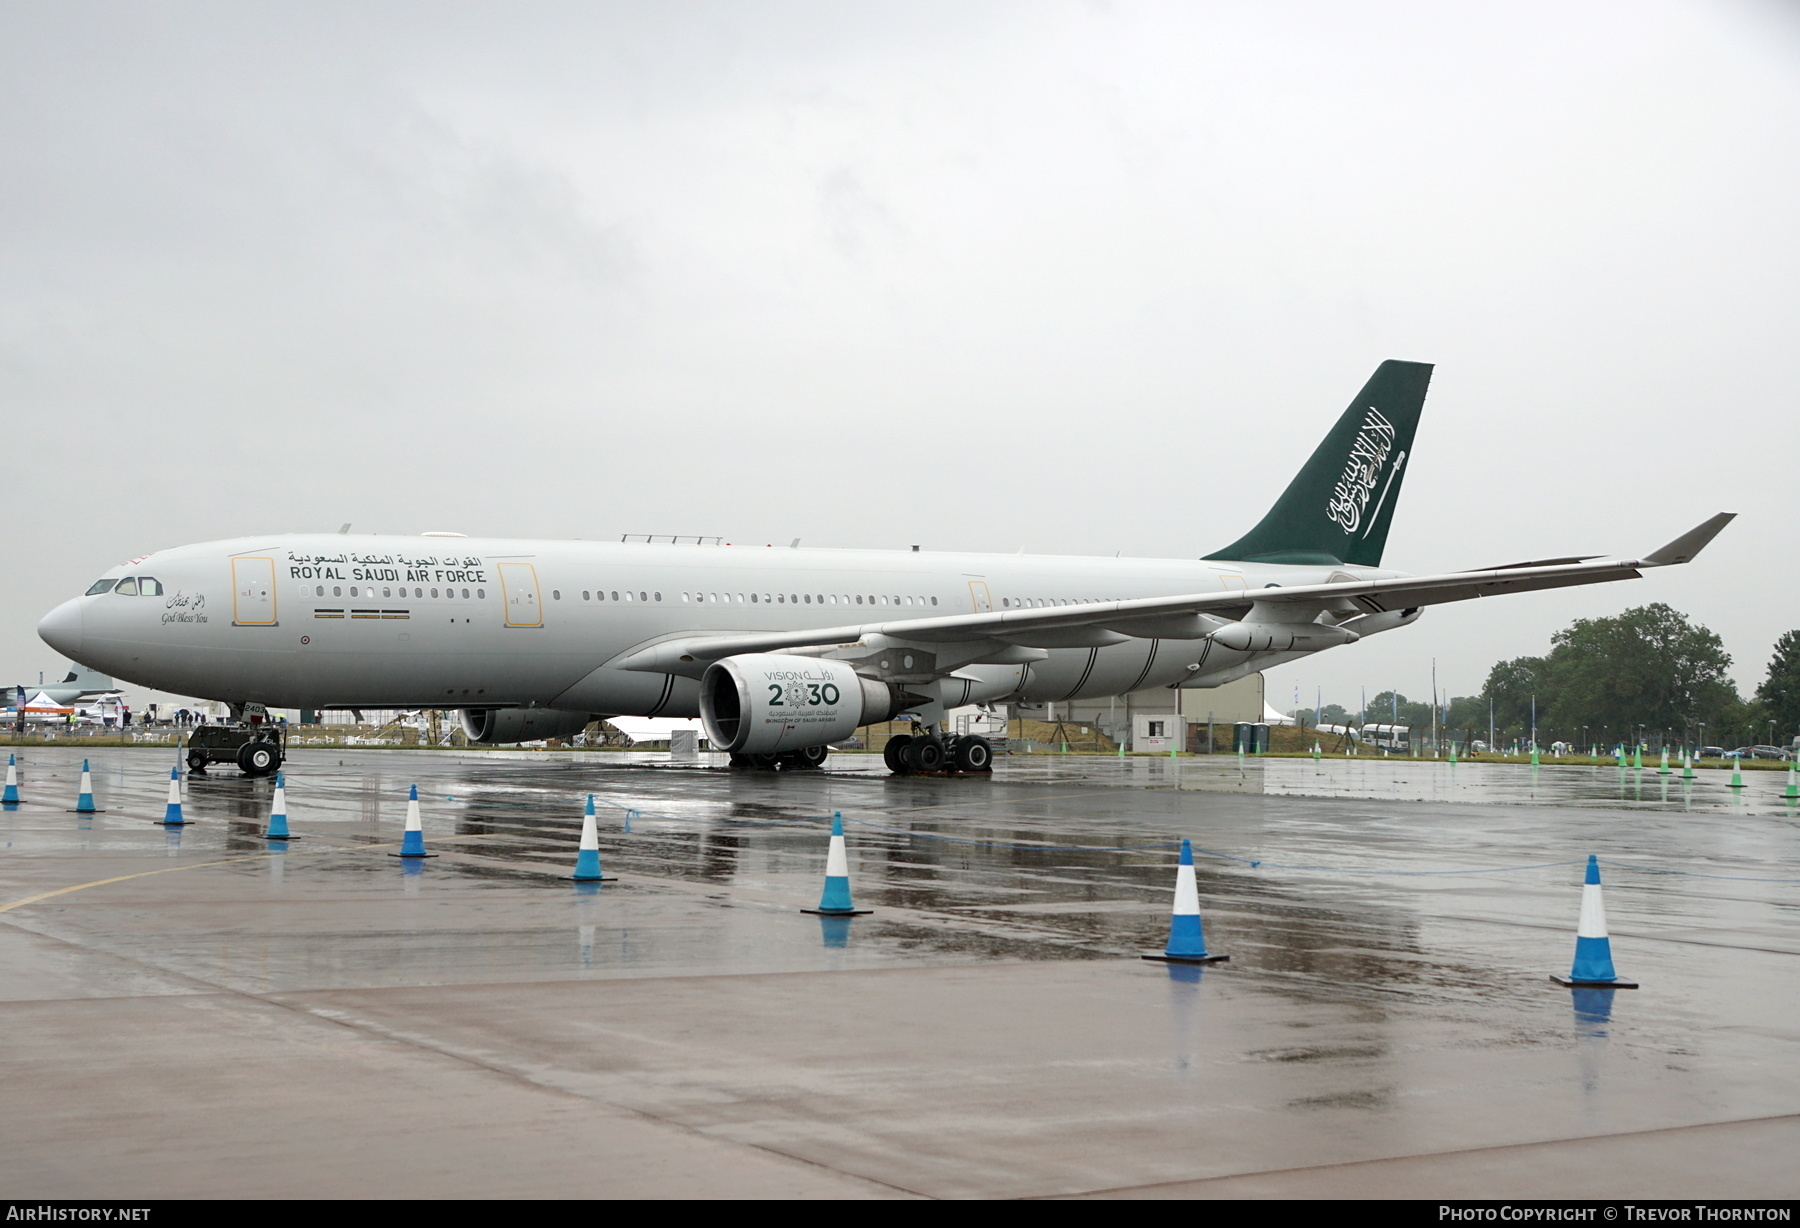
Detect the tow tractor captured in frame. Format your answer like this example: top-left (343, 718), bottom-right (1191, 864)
top-left (185, 724), bottom-right (284, 777)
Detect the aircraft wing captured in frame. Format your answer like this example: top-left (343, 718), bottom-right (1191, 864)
top-left (615, 513), bottom-right (1734, 675)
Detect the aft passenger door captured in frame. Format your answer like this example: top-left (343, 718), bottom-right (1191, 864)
top-left (231, 557), bottom-right (278, 626)
top-left (498, 562), bottom-right (543, 628)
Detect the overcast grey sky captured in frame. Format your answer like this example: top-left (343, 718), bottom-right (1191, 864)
top-left (4, 0), bottom-right (1797, 709)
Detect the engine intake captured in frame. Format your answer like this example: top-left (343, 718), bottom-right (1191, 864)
top-left (700, 654), bottom-right (903, 754)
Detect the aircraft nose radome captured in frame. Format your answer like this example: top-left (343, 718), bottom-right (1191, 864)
top-left (37, 599), bottom-right (83, 658)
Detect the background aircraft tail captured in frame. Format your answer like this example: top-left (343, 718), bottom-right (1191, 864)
top-left (1204, 359), bottom-right (1432, 567)
top-left (59, 665), bottom-right (116, 692)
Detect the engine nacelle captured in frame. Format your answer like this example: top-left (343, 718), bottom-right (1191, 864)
top-left (700, 654), bottom-right (903, 754)
top-left (460, 707), bottom-right (594, 744)
top-left (1209, 621), bottom-right (1360, 653)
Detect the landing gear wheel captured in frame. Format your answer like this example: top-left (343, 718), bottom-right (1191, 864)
top-left (186, 750), bottom-right (208, 774)
top-left (912, 737), bottom-right (947, 773)
top-left (730, 753), bottom-right (754, 769)
top-left (751, 753), bottom-right (781, 770)
top-left (795, 744), bottom-right (829, 770)
top-left (884, 735), bottom-right (914, 775)
top-left (954, 736), bottom-right (992, 773)
top-left (236, 742), bottom-right (279, 777)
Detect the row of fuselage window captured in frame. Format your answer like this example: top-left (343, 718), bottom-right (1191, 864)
top-left (294, 584), bottom-right (1114, 610)
top-left (550, 589), bottom-right (941, 608)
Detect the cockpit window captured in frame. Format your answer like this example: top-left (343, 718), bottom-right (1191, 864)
top-left (114, 577), bottom-right (139, 596)
top-left (86, 578), bottom-right (120, 596)
top-left (138, 577), bottom-right (163, 596)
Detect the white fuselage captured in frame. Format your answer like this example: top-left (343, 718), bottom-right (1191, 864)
top-left (40, 535), bottom-right (1405, 715)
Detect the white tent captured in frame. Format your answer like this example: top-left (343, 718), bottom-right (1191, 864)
top-left (605, 716), bottom-right (705, 745)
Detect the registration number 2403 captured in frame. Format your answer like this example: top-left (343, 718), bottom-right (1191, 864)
top-left (769, 682), bottom-right (841, 707)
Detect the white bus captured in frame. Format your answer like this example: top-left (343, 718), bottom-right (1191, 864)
top-left (1361, 723), bottom-right (1411, 751)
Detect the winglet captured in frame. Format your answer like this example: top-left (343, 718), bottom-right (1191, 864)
top-left (1641, 513), bottom-right (1735, 566)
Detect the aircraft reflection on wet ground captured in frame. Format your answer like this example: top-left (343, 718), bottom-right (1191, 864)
top-left (1, 747), bottom-right (1796, 1199)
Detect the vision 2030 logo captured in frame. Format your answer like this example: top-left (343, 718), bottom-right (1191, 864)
top-left (1325, 407), bottom-right (1403, 536)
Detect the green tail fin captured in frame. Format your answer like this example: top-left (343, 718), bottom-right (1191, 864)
top-left (1203, 360), bottom-right (1432, 567)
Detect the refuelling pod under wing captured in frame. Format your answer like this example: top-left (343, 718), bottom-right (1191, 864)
top-left (700, 654), bottom-right (909, 755)
top-left (461, 708), bottom-right (595, 744)
top-left (1209, 621), bottom-right (1361, 653)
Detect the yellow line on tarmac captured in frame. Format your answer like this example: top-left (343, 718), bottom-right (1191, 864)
top-left (0, 833), bottom-right (508, 914)
top-left (0, 856), bottom-right (274, 913)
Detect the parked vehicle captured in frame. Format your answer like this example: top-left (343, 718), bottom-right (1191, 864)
top-left (185, 725), bottom-right (284, 777)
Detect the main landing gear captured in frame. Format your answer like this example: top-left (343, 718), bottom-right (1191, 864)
top-left (730, 744), bottom-right (831, 772)
top-left (884, 733), bottom-right (993, 776)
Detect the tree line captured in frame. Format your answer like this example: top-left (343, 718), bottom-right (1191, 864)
top-left (1298, 605), bottom-right (1800, 752)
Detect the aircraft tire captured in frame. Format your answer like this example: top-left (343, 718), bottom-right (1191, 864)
top-left (954, 736), bottom-right (992, 773)
top-left (730, 753), bottom-right (754, 769)
top-left (237, 742), bottom-right (279, 777)
top-left (751, 753), bottom-right (781, 770)
top-left (796, 744), bottom-right (829, 770)
top-left (912, 737), bottom-right (946, 773)
top-left (883, 735), bottom-right (913, 774)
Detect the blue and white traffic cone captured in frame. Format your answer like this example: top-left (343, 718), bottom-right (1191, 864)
top-left (265, 772), bottom-right (294, 840)
top-left (70, 758), bottom-right (102, 813)
top-left (389, 784), bottom-right (436, 858)
top-left (160, 766), bottom-right (186, 826)
top-left (623, 809), bottom-right (635, 833)
top-left (3, 753), bottom-right (19, 804)
top-left (802, 815), bottom-right (870, 915)
top-left (566, 795), bottom-right (615, 881)
top-left (1551, 855), bottom-right (1637, 988)
top-left (1143, 839), bottom-right (1228, 965)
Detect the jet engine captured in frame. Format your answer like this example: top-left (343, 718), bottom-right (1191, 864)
top-left (699, 654), bottom-right (906, 754)
top-left (460, 707), bottom-right (594, 744)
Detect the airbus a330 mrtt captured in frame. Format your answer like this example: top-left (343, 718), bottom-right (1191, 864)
top-left (36, 361), bottom-right (1732, 776)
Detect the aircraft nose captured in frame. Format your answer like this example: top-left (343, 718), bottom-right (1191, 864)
top-left (37, 598), bottom-right (84, 658)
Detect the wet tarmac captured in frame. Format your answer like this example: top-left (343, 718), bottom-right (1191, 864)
top-left (2, 747), bottom-right (1796, 1198)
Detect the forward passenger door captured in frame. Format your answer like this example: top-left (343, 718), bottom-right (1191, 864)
top-left (231, 557), bottom-right (278, 626)
top-left (499, 562), bottom-right (543, 628)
